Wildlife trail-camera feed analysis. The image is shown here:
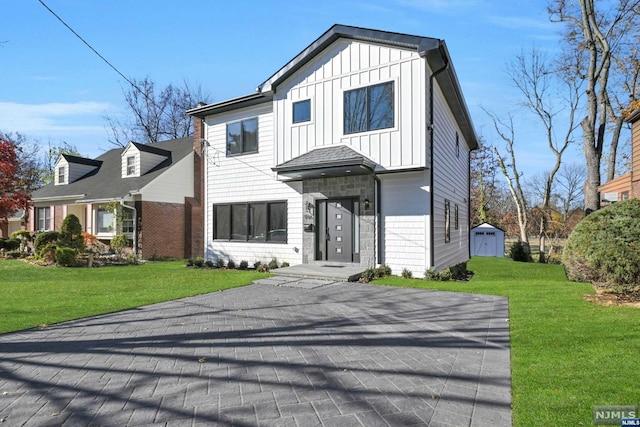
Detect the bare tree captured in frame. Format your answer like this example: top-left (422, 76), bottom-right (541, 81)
top-left (485, 111), bottom-right (531, 255)
top-left (506, 48), bottom-right (580, 261)
top-left (470, 138), bottom-right (502, 226)
top-left (105, 77), bottom-right (210, 146)
top-left (549, 0), bottom-right (640, 212)
top-left (42, 141), bottom-right (82, 185)
top-left (555, 162), bottom-right (587, 219)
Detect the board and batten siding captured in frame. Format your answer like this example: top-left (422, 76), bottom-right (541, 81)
top-left (203, 103), bottom-right (303, 265)
top-left (140, 152), bottom-right (194, 204)
top-left (431, 81), bottom-right (471, 271)
top-left (274, 39), bottom-right (427, 171)
top-left (379, 171), bottom-right (430, 277)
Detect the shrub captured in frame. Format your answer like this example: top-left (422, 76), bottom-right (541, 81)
top-left (401, 268), bottom-right (413, 279)
top-left (3, 238), bottom-right (20, 251)
top-left (510, 241), bottom-right (532, 262)
top-left (55, 247), bottom-right (76, 267)
top-left (238, 260), bottom-right (248, 270)
top-left (563, 199), bottom-right (640, 290)
top-left (34, 231), bottom-right (60, 255)
top-left (59, 214), bottom-right (84, 251)
top-left (257, 263), bottom-right (269, 273)
top-left (360, 268), bottom-right (377, 282)
top-left (205, 260), bottom-right (214, 268)
top-left (253, 261), bottom-right (262, 269)
top-left (185, 258), bottom-right (194, 267)
top-left (110, 234), bottom-right (129, 257)
top-left (449, 262), bottom-right (468, 280)
top-left (281, 261), bottom-right (290, 268)
top-left (193, 257), bottom-right (204, 268)
top-left (216, 258), bottom-right (225, 268)
top-left (439, 268), bottom-right (452, 281)
top-left (268, 259), bottom-right (279, 270)
top-left (227, 260), bottom-right (236, 269)
top-left (377, 264), bottom-right (392, 277)
top-left (424, 268), bottom-right (439, 281)
top-left (5, 250), bottom-right (21, 259)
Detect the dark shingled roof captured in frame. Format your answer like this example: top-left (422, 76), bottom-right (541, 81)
top-left (32, 137), bottom-right (193, 202)
top-left (273, 145), bottom-right (377, 173)
top-left (60, 154), bottom-right (103, 167)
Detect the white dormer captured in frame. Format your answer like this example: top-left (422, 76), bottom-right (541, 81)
top-left (121, 142), bottom-right (171, 178)
top-left (54, 154), bottom-right (101, 186)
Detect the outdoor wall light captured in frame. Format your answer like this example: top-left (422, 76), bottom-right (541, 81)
top-left (364, 198), bottom-right (371, 210)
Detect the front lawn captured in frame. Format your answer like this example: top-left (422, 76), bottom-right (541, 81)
top-left (375, 257), bottom-right (639, 427)
top-left (0, 259), bottom-right (265, 334)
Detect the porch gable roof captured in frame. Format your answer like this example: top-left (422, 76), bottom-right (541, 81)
top-left (272, 145), bottom-right (377, 180)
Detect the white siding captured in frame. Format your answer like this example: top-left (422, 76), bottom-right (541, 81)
top-left (203, 103), bottom-right (304, 265)
top-left (274, 39), bottom-right (427, 171)
top-left (431, 82), bottom-right (471, 271)
top-left (121, 144), bottom-right (169, 178)
top-left (54, 157), bottom-right (68, 185)
top-left (140, 152), bottom-right (194, 203)
top-left (380, 171), bottom-right (430, 277)
top-left (54, 157), bottom-right (98, 185)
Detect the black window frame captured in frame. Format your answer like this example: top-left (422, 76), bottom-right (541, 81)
top-left (226, 117), bottom-right (259, 156)
top-left (292, 99), bottom-right (311, 124)
top-left (343, 81), bottom-right (394, 135)
top-left (213, 201), bottom-right (287, 243)
top-left (444, 200), bottom-right (451, 243)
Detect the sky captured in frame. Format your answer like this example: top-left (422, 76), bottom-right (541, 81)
top-left (1, 0), bottom-right (592, 177)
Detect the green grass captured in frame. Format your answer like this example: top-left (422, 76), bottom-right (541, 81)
top-left (0, 259), bottom-right (265, 334)
top-left (375, 257), bottom-right (640, 426)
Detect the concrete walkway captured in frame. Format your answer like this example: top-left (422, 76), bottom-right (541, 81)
top-left (0, 279), bottom-right (512, 426)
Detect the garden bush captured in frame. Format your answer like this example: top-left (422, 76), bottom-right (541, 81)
top-left (226, 260), bottom-right (236, 269)
top-left (401, 268), bottom-right (413, 279)
top-left (510, 240), bottom-right (532, 262)
top-left (238, 260), bottom-right (248, 270)
top-left (58, 214), bottom-right (84, 251)
top-left (34, 231), bottom-right (60, 255)
top-left (216, 258), bottom-right (225, 268)
top-left (2, 239), bottom-right (20, 251)
top-left (563, 199), bottom-right (640, 290)
top-left (268, 259), bottom-right (279, 270)
top-left (55, 247), bottom-right (77, 267)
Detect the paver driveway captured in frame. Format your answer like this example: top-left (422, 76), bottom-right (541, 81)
top-left (0, 279), bottom-right (511, 426)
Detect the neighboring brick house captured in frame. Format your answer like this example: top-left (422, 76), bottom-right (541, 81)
top-left (188, 25), bottom-right (478, 276)
top-left (599, 110), bottom-right (640, 205)
top-left (29, 137), bottom-right (204, 259)
top-left (0, 209), bottom-right (26, 239)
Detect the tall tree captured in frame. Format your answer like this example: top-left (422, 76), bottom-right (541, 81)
top-left (470, 139), bottom-right (502, 226)
top-left (506, 48), bottom-right (580, 261)
top-left (549, 0), bottom-right (640, 212)
top-left (0, 135), bottom-right (32, 221)
top-left (105, 77), bottom-right (210, 146)
top-left (486, 112), bottom-right (531, 255)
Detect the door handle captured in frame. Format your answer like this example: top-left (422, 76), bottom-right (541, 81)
top-left (326, 227), bottom-right (330, 241)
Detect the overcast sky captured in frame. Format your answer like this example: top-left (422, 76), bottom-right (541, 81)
top-left (1, 0), bottom-right (592, 176)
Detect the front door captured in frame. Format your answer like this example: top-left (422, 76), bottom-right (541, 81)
top-left (325, 199), bottom-right (353, 262)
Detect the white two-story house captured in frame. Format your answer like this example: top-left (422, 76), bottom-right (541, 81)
top-left (188, 24), bottom-right (478, 276)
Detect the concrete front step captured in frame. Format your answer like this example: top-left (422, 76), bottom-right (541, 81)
top-left (271, 263), bottom-right (365, 282)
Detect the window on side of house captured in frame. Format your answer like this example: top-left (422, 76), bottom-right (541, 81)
top-left (122, 209), bottom-right (135, 233)
top-left (344, 81), bottom-right (394, 134)
top-left (227, 118), bottom-right (258, 156)
top-left (455, 204), bottom-right (459, 230)
top-left (213, 201), bottom-right (287, 243)
top-left (58, 166), bottom-right (65, 184)
top-left (293, 100), bottom-right (311, 124)
top-left (455, 132), bottom-right (460, 158)
top-left (445, 200), bottom-right (451, 243)
top-left (126, 156), bottom-right (136, 176)
top-left (36, 207), bottom-right (51, 231)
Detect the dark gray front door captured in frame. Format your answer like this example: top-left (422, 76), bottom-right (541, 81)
top-left (326, 200), bottom-right (353, 262)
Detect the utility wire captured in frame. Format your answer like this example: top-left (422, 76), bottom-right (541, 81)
top-left (38, 0), bottom-right (278, 181)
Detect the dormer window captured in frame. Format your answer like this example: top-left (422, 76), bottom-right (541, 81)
top-left (126, 156), bottom-right (136, 176)
top-left (58, 166), bottom-right (66, 184)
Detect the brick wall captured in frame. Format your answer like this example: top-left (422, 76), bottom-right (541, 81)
top-left (139, 201), bottom-right (186, 259)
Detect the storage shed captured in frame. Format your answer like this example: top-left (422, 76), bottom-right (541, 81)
top-left (470, 223), bottom-right (505, 257)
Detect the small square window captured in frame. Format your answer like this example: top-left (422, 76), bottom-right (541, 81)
top-left (227, 118), bottom-right (258, 156)
top-left (293, 100), bottom-right (311, 123)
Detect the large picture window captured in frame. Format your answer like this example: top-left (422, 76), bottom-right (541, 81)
top-left (213, 201), bottom-right (287, 243)
top-left (96, 206), bottom-right (115, 234)
top-left (227, 118), bottom-right (258, 156)
top-left (344, 81), bottom-right (394, 134)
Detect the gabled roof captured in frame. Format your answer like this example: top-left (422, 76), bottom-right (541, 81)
top-left (32, 137), bottom-right (193, 203)
top-left (187, 24), bottom-right (477, 149)
top-left (272, 145), bottom-right (377, 180)
top-left (129, 141), bottom-right (171, 157)
top-left (59, 154), bottom-right (103, 167)
top-left (471, 222), bottom-right (506, 232)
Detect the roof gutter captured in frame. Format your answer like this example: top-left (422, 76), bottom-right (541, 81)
top-left (31, 194), bottom-right (86, 203)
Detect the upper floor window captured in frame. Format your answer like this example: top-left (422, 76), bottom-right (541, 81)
top-left (126, 156), bottom-right (136, 176)
top-left (227, 118), bottom-right (258, 156)
top-left (293, 100), bottom-right (311, 123)
top-left (344, 81), bottom-right (394, 134)
top-left (58, 166), bottom-right (66, 184)
top-left (36, 207), bottom-right (51, 231)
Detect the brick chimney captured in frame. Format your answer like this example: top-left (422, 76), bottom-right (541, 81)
top-left (185, 111), bottom-right (206, 258)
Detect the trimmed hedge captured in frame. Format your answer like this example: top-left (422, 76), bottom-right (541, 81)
top-left (55, 247), bottom-right (77, 267)
top-left (562, 199), bottom-right (640, 289)
top-left (34, 231), bottom-right (60, 255)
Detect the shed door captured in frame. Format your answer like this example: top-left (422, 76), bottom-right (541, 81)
top-left (473, 231), bottom-right (498, 257)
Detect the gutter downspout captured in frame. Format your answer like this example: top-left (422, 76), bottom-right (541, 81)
top-left (428, 43), bottom-right (449, 270)
top-left (372, 173), bottom-right (382, 266)
top-left (120, 201), bottom-right (138, 257)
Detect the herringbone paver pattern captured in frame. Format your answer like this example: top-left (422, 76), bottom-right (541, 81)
top-left (0, 281), bottom-right (511, 426)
